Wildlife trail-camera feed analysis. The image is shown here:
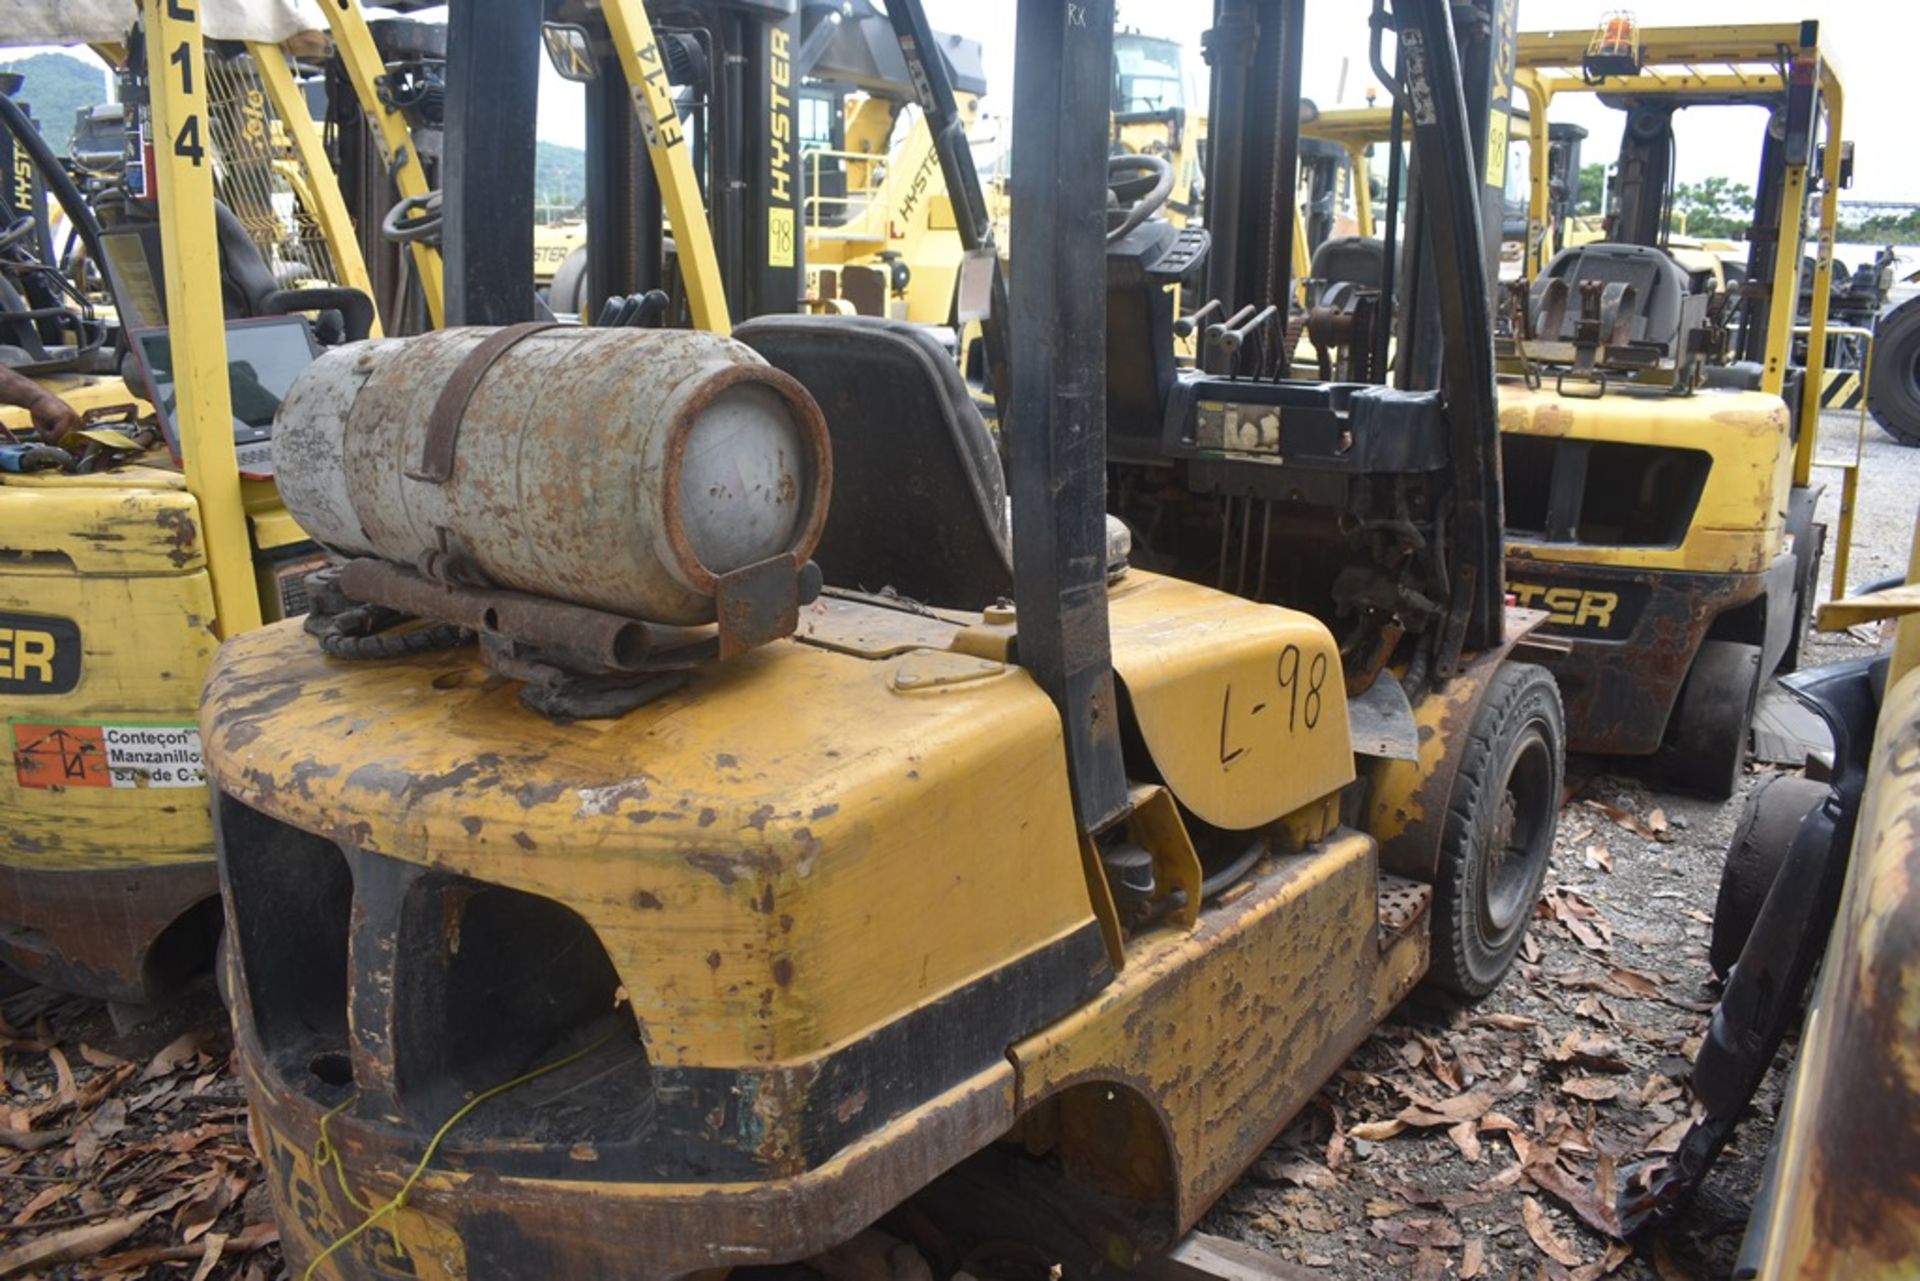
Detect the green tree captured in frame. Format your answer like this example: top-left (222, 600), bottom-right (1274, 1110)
top-left (1575, 162), bottom-right (1605, 215)
top-left (1669, 175), bottom-right (1754, 240)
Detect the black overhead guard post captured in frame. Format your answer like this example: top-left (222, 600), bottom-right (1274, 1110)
top-left (443, 0), bottom-right (541, 325)
top-left (1007, 0), bottom-right (1129, 833)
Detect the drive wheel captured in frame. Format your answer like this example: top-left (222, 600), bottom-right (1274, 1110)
top-left (1428, 662), bottom-right (1565, 1000)
top-left (1663, 640), bottom-right (1763, 799)
top-left (1709, 773), bottom-right (1827, 979)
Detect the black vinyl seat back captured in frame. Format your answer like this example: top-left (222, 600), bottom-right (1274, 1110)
top-left (1310, 236), bottom-right (1385, 305)
top-left (735, 314), bottom-right (1013, 609)
top-left (213, 202), bottom-right (374, 342)
top-left (1530, 242), bottom-right (1689, 350)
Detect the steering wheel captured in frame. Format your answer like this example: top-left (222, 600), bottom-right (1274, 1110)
top-left (1107, 152), bottom-right (1175, 245)
top-left (381, 190), bottom-right (444, 245)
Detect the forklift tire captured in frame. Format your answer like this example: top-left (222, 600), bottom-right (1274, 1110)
top-left (1868, 296), bottom-right (1920, 446)
top-left (1709, 773), bottom-right (1828, 979)
top-left (1427, 661), bottom-right (1565, 1001)
top-left (1663, 640), bottom-right (1763, 800)
top-left (1778, 525), bottom-right (1825, 675)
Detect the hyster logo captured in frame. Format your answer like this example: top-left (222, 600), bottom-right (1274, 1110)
top-left (0, 612), bottom-right (82, 695)
top-left (1510, 583), bottom-right (1619, 631)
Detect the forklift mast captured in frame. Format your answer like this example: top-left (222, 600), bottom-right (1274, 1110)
top-left (1196, 0), bottom-right (1511, 665)
top-left (441, 0), bottom-right (800, 327)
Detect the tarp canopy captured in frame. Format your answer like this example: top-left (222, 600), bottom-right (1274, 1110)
top-left (3, 0), bottom-right (326, 48)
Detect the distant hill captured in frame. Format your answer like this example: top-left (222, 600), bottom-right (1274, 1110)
top-left (535, 140), bottom-right (586, 217)
top-left (1, 53), bottom-right (109, 156)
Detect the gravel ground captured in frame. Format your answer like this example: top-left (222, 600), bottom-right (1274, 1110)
top-left (2, 407), bottom-right (1914, 1280)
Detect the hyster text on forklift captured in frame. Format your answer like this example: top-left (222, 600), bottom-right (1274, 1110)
top-left (204, 0), bottom-right (1567, 1276)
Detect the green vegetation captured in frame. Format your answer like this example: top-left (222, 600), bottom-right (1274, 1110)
top-left (1576, 161), bottom-right (1605, 215)
top-left (535, 141), bottom-right (586, 219)
top-left (1, 53), bottom-right (108, 155)
top-left (1842, 209), bottom-right (1920, 243)
top-left (1669, 176), bottom-right (1755, 240)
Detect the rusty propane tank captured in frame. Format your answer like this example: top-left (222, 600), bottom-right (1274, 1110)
top-left (275, 326), bottom-right (831, 626)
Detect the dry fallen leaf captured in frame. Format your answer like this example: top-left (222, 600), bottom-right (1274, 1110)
top-left (0, 1209), bottom-right (153, 1278)
top-left (77, 1044), bottom-right (127, 1070)
top-left (1461, 1234), bottom-right (1487, 1279)
top-left (187, 1231), bottom-right (228, 1281)
top-left (139, 1032), bottom-right (207, 1084)
top-left (1571, 1241), bottom-right (1635, 1280)
top-left (1522, 1195), bottom-right (1585, 1267)
top-left (1527, 1160), bottom-right (1626, 1239)
top-left (47, 1046), bottom-right (77, 1109)
top-left (1251, 1155), bottom-right (1337, 1190)
top-left (1584, 845), bottom-right (1614, 873)
top-left (1562, 1077), bottom-right (1622, 1103)
top-left (1350, 1118), bottom-right (1407, 1142)
top-left (1643, 1115), bottom-right (1694, 1154)
top-left (1550, 1032), bottom-right (1631, 1074)
top-left (1448, 1119), bottom-right (1483, 1163)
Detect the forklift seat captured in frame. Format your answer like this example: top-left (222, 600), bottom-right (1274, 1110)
top-left (212, 203), bottom-right (375, 342)
top-left (1529, 242), bottom-right (1690, 352)
top-left (1310, 236), bottom-right (1385, 305)
top-left (735, 314), bottom-right (1014, 608)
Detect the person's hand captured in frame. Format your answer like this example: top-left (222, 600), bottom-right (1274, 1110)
top-left (27, 392), bottom-right (82, 442)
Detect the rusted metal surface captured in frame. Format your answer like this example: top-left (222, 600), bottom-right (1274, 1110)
top-left (1746, 665), bottom-right (1920, 1275)
top-left (339, 558), bottom-right (658, 671)
top-left (274, 326), bottom-right (832, 626)
top-left (0, 860), bottom-right (217, 1004)
top-left (1502, 557), bottom-right (1773, 756)
top-left (233, 979), bottom-right (1025, 1281)
top-left (408, 323), bottom-right (559, 483)
top-left (1009, 830), bottom-right (1428, 1235)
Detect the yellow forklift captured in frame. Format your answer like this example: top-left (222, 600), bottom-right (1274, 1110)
top-left (0, 5), bottom-right (435, 1005)
top-left (1496, 20), bottom-right (1848, 796)
top-left (205, 0), bottom-right (1565, 1275)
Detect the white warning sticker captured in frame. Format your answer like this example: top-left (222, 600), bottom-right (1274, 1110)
top-left (11, 720), bottom-right (207, 790)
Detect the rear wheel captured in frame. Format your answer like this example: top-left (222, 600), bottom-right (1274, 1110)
top-left (1663, 640), bottom-right (1762, 799)
top-left (1869, 297), bottom-right (1920, 446)
top-left (1710, 773), bottom-right (1827, 978)
top-left (1427, 662), bottom-right (1565, 1000)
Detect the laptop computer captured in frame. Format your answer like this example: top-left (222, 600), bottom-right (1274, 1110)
top-left (128, 316), bottom-right (322, 481)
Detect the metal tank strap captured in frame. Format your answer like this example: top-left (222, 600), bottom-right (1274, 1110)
top-left (407, 322), bottom-right (561, 483)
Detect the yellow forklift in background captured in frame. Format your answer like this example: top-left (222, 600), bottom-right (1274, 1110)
top-left (1495, 19), bottom-right (1848, 796)
top-left (205, 0), bottom-right (1565, 1275)
top-left (0, 3), bottom-right (440, 1005)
